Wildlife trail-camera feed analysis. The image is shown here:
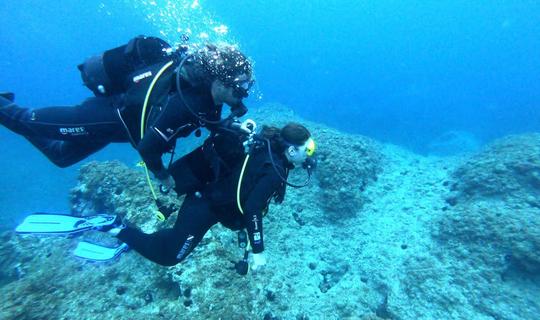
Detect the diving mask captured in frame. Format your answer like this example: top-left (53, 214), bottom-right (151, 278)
top-left (229, 78), bottom-right (254, 98)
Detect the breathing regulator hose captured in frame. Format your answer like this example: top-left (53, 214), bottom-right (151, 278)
top-left (138, 60), bottom-right (178, 221)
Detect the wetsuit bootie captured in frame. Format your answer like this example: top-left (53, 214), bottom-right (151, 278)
top-left (0, 92), bottom-right (15, 102)
top-left (0, 93), bottom-right (15, 108)
top-left (97, 215), bottom-right (126, 236)
top-left (0, 95), bottom-right (36, 136)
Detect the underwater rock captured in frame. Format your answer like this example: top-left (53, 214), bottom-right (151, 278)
top-left (296, 313), bottom-right (310, 320)
top-left (318, 260), bottom-right (350, 293)
top-left (430, 133), bottom-right (540, 318)
top-left (313, 127), bottom-right (383, 220)
top-left (251, 104), bottom-right (384, 220)
top-left (436, 199), bottom-right (540, 274)
top-left (70, 160), bottom-right (179, 229)
top-left (427, 130), bottom-right (481, 156)
top-left (116, 285), bottom-right (127, 295)
top-left (449, 133), bottom-right (540, 203)
top-left (9, 103), bottom-right (537, 319)
top-left (440, 134), bottom-right (540, 271)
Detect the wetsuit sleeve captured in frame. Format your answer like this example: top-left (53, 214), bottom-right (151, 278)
top-left (137, 130), bottom-right (171, 179)
top-left (137, 101), bottom-right (197, 179)
top-left (243, 167), bottom-right (283, 254)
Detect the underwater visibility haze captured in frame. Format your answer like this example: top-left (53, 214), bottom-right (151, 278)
top-left (0, 1), bottom-right (539, 319)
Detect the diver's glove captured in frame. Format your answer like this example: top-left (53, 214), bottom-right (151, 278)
top-left (251, 252), bottom-right (267, 271)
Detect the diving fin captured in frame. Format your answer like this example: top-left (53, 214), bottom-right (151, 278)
top-left (74, 242), bottom-right (129, 262)
top-left (0, 92), bottom-right (15, 102)
top-left (15, 213), bottom-right (117, 235)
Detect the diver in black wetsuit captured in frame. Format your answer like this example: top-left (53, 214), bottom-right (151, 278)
top-left (0, 36), bottom-right (253, 189)
top-left (108, 122), bottom-right (317, 271)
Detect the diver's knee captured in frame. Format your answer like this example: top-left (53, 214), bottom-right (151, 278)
top-left (160, 247), bottom-right (192, 266)
top-left (49, 158), bottom-right (77, 168)
top-left (45, 145), bottom-right (80, 168)
top-left (158, 257), bottom-right (183, 267)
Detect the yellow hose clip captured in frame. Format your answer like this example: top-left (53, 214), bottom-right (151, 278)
top-left (156, 211), bottom-right (166, 221)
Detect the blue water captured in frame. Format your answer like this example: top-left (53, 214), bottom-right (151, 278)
top-left (1, 1), bottom-right (539, 224)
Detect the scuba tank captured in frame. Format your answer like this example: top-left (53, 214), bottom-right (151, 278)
top-left (78, 36), bottom-right (177, 97)
top-left (78, 35), bottom-right (189, 221)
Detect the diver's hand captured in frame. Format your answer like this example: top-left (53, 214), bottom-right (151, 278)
top-left (251, 252), bottom-right (267, 271)
top-left (158, 175), bottom-right (176, 193)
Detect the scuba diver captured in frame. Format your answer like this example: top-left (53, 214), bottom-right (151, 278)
top-left (0, 35), bottom-right (254, 189)
top-left (16, 121), bottom-right (317, 274)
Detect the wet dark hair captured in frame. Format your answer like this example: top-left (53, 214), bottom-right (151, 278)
top-left (181, 44), bottom-right (252, 87)
top-left (260, 123), bottom-right (311, 152)
top-left (281, 123), bottom-right (311, 146)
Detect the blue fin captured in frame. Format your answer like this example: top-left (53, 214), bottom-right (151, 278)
top-left (74, 242), bottom-right (129, 261)
top-left (15, 213), bottom-right (117, 235)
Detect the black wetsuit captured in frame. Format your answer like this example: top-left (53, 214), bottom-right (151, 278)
top-left (117, 134), bottom-right (288, 266)
top-left (0, 80), bottom-right (220, 179)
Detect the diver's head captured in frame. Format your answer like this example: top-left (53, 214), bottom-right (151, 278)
top-left (260, 123), bottom-right (316, 167)
top-left (189, 44), bottom-right (253, 107)
top-left (259, 122), bottom-right (317, 188)
top-left (211, 73), bottom-right (252, 110)
top-left (280, 123), bottom-right (316, 167)
top-left (206, 45), bottom-right (253, 98)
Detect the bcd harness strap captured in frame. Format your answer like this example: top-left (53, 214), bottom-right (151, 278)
top-left (236, 153), bottom-right (271, 217)
top-left (234, 152), bottom-right (271, 271)
top-left (236, 154), bottom-right (250, 215)
top-left (137, 60), bottom-right (177, 221)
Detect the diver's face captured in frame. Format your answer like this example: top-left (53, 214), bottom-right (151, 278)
top-left (284, 138), bottom-right (316, 167)
top-left (285, 144), bottom-right (309, 166)
top-left (229, 74), bottom-right (254, 99)
top-left (211, 74), bottom-right (252, 107)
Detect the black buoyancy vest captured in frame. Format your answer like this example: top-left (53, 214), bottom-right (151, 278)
top-left (78, 36), bottom-right (176, 97)
top-left (206, 147), bottom-right (286, 209)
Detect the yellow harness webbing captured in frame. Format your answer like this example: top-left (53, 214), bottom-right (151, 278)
top-left (236, 154), bottom-right (251, 215)
top-left (138, 60), bottom-right (174, 208)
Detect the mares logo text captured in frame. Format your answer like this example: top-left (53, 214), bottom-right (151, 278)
top-left (133, 71), bottom-right (153, 83)
top-left (59, 127), bottom-right (87, 136)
